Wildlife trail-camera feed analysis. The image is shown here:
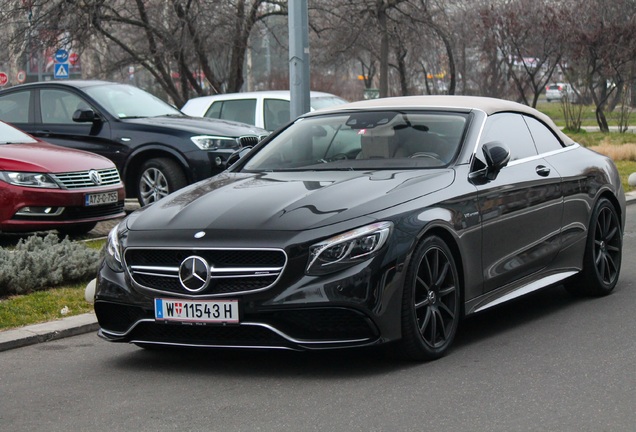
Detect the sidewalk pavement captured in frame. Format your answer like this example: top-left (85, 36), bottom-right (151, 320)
top-left (2, 191), bottom-right (636, 353)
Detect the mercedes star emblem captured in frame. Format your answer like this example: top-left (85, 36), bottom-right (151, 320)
top-left (178, 256), bottom-right (210, 292)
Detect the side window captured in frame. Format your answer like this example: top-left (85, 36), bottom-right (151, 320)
top-left (40, 89), bottom-right (87, 124)
top-left (215, 99), bottom-right (256, 125)
top-left (524, 116), bottom-right (564, 154)
top-left (479, 113), bottom-right (537, 161)
top-left (0, 90), bottom-right (30, 123)
top-left (264, 99), bottom-right (290, 131)
top-left (204, 101), bottom-right (222, 119)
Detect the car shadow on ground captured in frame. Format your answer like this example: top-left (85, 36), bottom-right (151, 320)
top-left (108, 284), bottom-right (592, 378)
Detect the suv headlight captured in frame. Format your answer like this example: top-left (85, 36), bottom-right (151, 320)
top-left (306, 221), bottom-right (393, 275)
top-left (0, 171), bottom-right (59, 188)
top-left (191, 135), bottom-right (240, 150)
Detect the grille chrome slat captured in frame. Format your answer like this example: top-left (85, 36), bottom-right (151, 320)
top-left (125, 247), bottom-right (287, 297)
top-left (51, 168), bottom-right (122, 189)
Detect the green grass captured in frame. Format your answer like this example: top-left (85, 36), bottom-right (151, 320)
top-left (565, 130), bottom-right (636, 147)
top-left (0, 283), bottom-right (93, 330)
top-left (537, 102), bottom-right (600, 127)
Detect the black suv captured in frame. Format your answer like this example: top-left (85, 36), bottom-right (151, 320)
top-left (0, 80), bottom-right (268, 205)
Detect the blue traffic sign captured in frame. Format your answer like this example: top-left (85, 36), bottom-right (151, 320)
top-left (54, 49), bottom-right (69, 63)
top-left (54, 63), bottom-right (69, 79)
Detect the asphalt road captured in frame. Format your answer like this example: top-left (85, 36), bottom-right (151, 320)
top-left (1, 206), bottom-right (635, 432)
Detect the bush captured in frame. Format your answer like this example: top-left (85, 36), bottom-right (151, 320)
top-left (0, 233), bottom-right (101, 297)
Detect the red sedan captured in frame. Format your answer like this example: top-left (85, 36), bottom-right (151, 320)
top-left (0, 120), bottom-right (125, 235)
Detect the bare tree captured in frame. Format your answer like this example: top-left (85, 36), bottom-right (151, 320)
top-left (479, 0), bottom-right (565, 107)
top-left (560, 0), bottom-right (636, 132)
top-left (1, 0), bottom-right (286, 106)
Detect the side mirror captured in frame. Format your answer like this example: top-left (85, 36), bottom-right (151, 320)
top-left (226, 146), bottom-right (253, 167)
top-left (73, 109), bottom-right (100, 123)
top-left (469, 141), bottom-right (511, 184)
top-left (482, 142), bottom-right (511, 171)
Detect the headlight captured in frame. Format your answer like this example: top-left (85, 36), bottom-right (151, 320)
top-left (307, 221), bottom-right (393, 275)
top-left (191, 135), bottom-right (240, 150)
top-left (105, 223), bottom-right (125, 272)
top-left (0, 171), bottom-right (59, 188)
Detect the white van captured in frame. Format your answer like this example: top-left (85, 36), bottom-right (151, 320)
top-left (181, 90), bottom-right (348, 131)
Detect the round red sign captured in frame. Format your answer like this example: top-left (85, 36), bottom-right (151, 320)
top-left (0, 72), bottom-right (8, 87)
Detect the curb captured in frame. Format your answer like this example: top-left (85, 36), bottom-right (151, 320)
top-left (1, 192), bottom-right (635, 353)
top-left (0, 313), bottom-right (99, 352)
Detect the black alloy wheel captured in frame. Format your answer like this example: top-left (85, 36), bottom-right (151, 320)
top-left (567, 198), bottom-right (622, 296)
top-left (137, 158), bottom-right (187, 206)
top-left (399, 235), bottom-right (460, 361)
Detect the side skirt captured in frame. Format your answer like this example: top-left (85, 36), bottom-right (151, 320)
top-left (465, 270), bottom-right (577, 315)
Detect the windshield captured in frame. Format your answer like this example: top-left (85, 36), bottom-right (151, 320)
top-left (84, 84), bottom-right (182, 119)
top-left (0, 121), bottom-right (37, 144)
top-left (242, 111), bottom-right (468, 172)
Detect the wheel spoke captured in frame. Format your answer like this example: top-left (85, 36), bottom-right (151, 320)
top-left (416, 275), bottom-right (430, 292)
top-left (419, 307), bottom-right (432, 336)
top-left (605, 226), bottom-right (618, 243)
top-left (434, 309), bottom-right (447, 340)
top-left (435, 261), bottom-right (450, 287)
top-left (414, 297), bottom-right (430, 310)
top-left (439, 284), bottom-right (456, 298)
top-left (438, 301), bottom-right (455, 321)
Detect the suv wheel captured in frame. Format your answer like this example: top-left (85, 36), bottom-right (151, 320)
top-left (137, 158), bottom-right (187, 206)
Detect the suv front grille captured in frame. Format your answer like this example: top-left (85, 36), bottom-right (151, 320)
top-left (239, 135), bottom-right (265, 147)
top-left (51, 168), bottom-right (121, 189)
top-left (125, 248), bottom-right (287, 297)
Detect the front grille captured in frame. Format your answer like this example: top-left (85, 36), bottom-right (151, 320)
top-left (125, 248), bottom-right (287, 297)
top-left (239, 135), bottom-right (262, 147)
top-left (51, 168), bottom-right (121, 189)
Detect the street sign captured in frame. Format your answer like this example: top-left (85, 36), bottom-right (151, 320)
top-left (16, 70), bottom-right (26, 83)
top-left (54, 63), bottom-right (69, 79)
top-left (0, 72), bottom-right (8, 87)
top-left (69, 53), bottom-right (79, 65)
top-left (54, 49), bottom-right (69, 63)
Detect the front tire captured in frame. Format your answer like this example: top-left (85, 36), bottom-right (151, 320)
top-left (398, 235), bottom-right (461, 361)
top-left (137, 158), bottom-right (187, 206)
top-left (566, 198), bottom-right (622, 296)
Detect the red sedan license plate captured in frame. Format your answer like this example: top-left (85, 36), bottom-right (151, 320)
top-left (154, 298), bottom-right (239, 324)
top-left (85, 191), bottom-right (118, 206)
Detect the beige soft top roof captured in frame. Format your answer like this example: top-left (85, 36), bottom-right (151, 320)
top-left (315, 95), bottom-right (575, 146)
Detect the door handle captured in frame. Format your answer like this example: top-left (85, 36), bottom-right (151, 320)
top-left (34, 130), bottom-right (51, 136)
top-left (536, 165), bottom-right (551, 177)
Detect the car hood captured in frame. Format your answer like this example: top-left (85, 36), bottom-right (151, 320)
top-left (123, 116), bottom-right (267, 137)
top-left (0, 142), bottom-right (114, 173)
top-left (128, 169), bottom-right (455, 232)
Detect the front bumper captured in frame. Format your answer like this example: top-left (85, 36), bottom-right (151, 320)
top-left (93, 242), bottom-right (407, 351)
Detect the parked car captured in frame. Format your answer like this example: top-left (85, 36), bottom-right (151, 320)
top-left (181, 90), bottom-right (348, 131)
top-left (545, 83), bottom-right (578, 103)
top-left (0, 80), bottom-right (268, 206)
top-left (0, 119), bottom-right (125, 235)
top-left (90, 95), bottom-right (625, 361)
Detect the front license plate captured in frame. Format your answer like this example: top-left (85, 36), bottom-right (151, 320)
top-left (154, 298), bottom-right (239, 324)
top-left (85, 191), bottom-right (118, 206)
